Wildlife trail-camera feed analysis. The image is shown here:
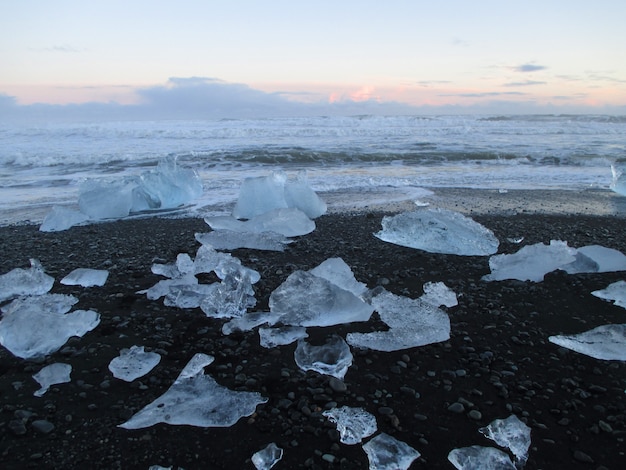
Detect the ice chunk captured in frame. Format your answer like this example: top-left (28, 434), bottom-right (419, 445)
top-left (164, 283), bottom-right (217, 309)
top-left (479, 415), bottom-right (531, 466)
top-left (421, 281), bottom-right (458, 308)
top-left (309, 257), bottom-right (369, 298)
top-left (207, 207), bottom-right (315, 237)
top-left (448, 446), bottom-right (515, 470)
top-left (141, 273), bottom-right (199, 301)
top-left (347, 289), bottom-right (450, 352)
top-left (375, 209), bottom-right (499, 256)
top-left (284, 171), bottom-right (327, 218)
top-left (199, 272), bottom-right (257, 318)
top-left (251, 442), bottom-right (283, 470)
top-left (222, 311), bottom-right (283, 335)
top-left (294, 335), bottom-right (353, 379)
top-left (192, 245), bottom-right (260, 283)
top-left (0, 259), bottom-right (55, 302)
top-left (322, 406), bottom-right (377, 444)
top-left (483, 240), bottom-right (577, 282)
top-left (61, 268), bottom-right (109, 287)
top-left (119, 353), bottom-right (267, 429)
top-left (39, 206), bottom-right (89, 232)
top-left (549, 324), bottom-right (626, 360)
top-left (259, 326), bottom-right (308, 348)
top-left (562, 245), bottom-right (626, 274)
top-left (610, 163), bottom-right (626, 196)
top-left (592, 280), bottom-right (626, 308)
top-left (79, 179), bottom-right (135, 219)
top-left (108, 346), bottom-right (161, 382)
top-left (33, 363), bottom-right (72, 397)
top-left (363, 433), bottom-right (421, 470)
top-left (0, 294), bottom-right (100, 359)
top-left (195, 230), bottom-right (290, 251)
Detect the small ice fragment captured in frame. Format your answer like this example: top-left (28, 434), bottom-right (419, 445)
top-left (294, 335), bottom-right (353, 379)
top-left (498, 189), bottom-right (508, 194)
top-left (322, 406), bottom-right (377, 444)
top-left (61, 268), bottom-right (109, 287)
top-left (309, 257), bottom-right (369, 298)
top-left (375, 209), bottom-right (499, 256)
top-left (549, 324), bottom-right (626, 360)
top-left (251, 442), bottom-right (283, 470)
top-left (199, 272), bottom-right (257, 319)
top-left (119, 353), bottom-right (267, 429)
top-left (562, 245), bottom-right (626, 274)
top-left (0, 259), bottom-right (55, 302)
top-left (421, 281), bottom-right (458, 308)
top-left (479, 415), bottom-right (531, 466)
top-left (33, 363), bottom-right (72, 397)
top-left (39, 206), bottom-right (89, 232)
top-left (108, 346), bottom-right (161, 382)
top-left (448, 445), bottom-right (515, 470)
top-left (592, 280), bottom-right (626, 309)
top-left (483, 240), bottom-right (577, 282)
top-left (414, 199), bottom-right (430, 207)
top-left (363, 433), bottom-right (421, 470)
top-left (222, 311), bottom-right (283, 335)
top-left (507, 237), bottom-right (524, 244)
top-left (259, 326), bottom-right (308, 348)
top-left (195, 230), bottom-right (290, 251)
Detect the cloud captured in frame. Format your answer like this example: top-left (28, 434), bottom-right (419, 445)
top-left (440, 91), bottom-right (527, 98)
top-left (30, 44), bottom-right (81, 53)
top-left (514, 64), bottom-right (547, 73)
top-left (504, 80), bottom-right (547, 87)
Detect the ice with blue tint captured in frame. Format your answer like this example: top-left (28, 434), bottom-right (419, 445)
top-left (251, 442), bottom-right (283, 470)
top-left (549, 324), bottom-right (626, 360)
top-left (0, 294), bottom-right (100, 359)
top-left (61, 268), bottom-right (109, 287)
top-left (232, 170), bottom-right (326, 219)
top-left (0, 259), bottom-right (55, 302)
top-left (421, 281), bottom-right (458, 308)
top-left (33, 363), bottom-right (72, 397)
top-left (206, 207), bottom-right (315, 237)
top-left (108, 346), bottom-right (161, 382)
top-left (199, 272), bottom-right (257, 318)
top-left (448, 446), bottom-right (516, 470)
top-left (375, 209), bottom-right (499, 256)
top-left (309, 257), bottom-right (369, 298)
top-left (294, 335), bottom-right (353, 379)
top-left (39, 206), bottom-right (89, 232)
top-left (222, 311), bottom-right (283, 335)
top-left (562, 245), bottom-right (626, 274)
top-left (258, 326), bottom-right (308, 348)
top-left (363, 433), bottom-right (421, 470)
top-left (346, 289), bottom-right (451, 352)
top-left (196, 229), bottom-right (290, 252)
top-left (119, 353), bottom-right (267, 429)
top-left (610, 163), bottom-right (626, 196)
top-left (322, 406), bottom-right (377, 445)
top-left (592, 280), bottom-right (626, 309)
top-left (479, 415), bottom-right (531, 466)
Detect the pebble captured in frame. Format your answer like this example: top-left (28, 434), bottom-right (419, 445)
top-left (572, 450), bottom-right (594, 463)
top-left (468, 410), bottom-right (482, 420)
top-left (328, 377), bottom-right (347, 393)
top-left (32, 420), bottom-right (55, 434)
top-left (448, 402), bottom-right (465, 414)
top-left (8, 420), bottom-right (28, 436)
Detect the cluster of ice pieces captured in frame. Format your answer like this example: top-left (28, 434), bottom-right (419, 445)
top-left (375, 208), bottom-right (500, 256)
top-left (40, 156), bottom-right (203, 231)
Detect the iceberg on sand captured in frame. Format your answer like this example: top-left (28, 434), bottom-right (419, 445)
top-left (39, 206), bottom-right (89, 232)
top-left (252, 443), bottom-right (283, 470)
top-left (206, 207), bottom-right (315, 237)
top-left (61, 268), bottom-right (109, 287)
top-left (610, 163), bottom-right (626, 196)
top-left (363, 433), bottom-right (421, 470)
top-left (374, 209), bottom-right (499, 256)
top-left (549, 324), bottom-right (626, 360)
top-left (480, 414), bottom-right (531, 466)
top-left (294, 335), bottom-right (353, 379)
top-left (33, 363), bottom-right (72, 397)
top-left (0, 259), bottom-right (54, 303)
top-left (322, 406), bottom-right (377, 445)
top-left (448, 445), bottom-right (516, 470)
top-left (592, 280), bottom-right (626, 309)
top-left (108, 345), bottom-right (161, 382)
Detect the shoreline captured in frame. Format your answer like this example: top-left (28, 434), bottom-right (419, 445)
top-left (1, 191), bottom-right (626, 468)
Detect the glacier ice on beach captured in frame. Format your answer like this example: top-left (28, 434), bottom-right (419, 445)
top-left (309, 257), bottom-right (369, 298)
top-left (562, 245), bottom-right (626, 274)
top-left (199, 272), bottom-right (257, 318)
top-left (479, 415), bottom-right (531, 466)
top-left (195, 229), bottom-right (290, 251)
top-left (421, 281), bottom-right (458, 308)
top-left (363, 433), bottom-right (421, 470)
top-left (592, 280), bottom-right (626, 309)
top-left (61, 268), bottom-right (109, 287)
top-left (0, 259), bottom-right (55, 303)
top-left (0, 294), bottom-right (100, 359)
top-left (232, 170), bottom-right (326, 219)
top-left (33, 363), bottom-right (72, 397)
top-left (108, 346), bottom-right (161, 382)
top-left (346, 289), bottom-right (451, 352)
top-left (119, 353), bottom-right (267, 429)
top-left (374, 209), bottom-right (499, 256)
top-left (39, 206), bottom-right (89, 232)
top-left (258, 326), bottom-right (308, 348)
top-left (251, 443), bottom-right (283, 470)
top-left (322, 406), bottom-right (377, 445)
top-left (448, 446), bottom-right (516, 470)
top-left (549, 324), bottom-right (626, 360)
top-left (294, 335), bottom-right (353, 379)
top-left (222, 311), bottom-right (283, 335)
top-left (206, 207), bottom-right (315, 237)
top-left (610, 163), bottom-right (626, 196)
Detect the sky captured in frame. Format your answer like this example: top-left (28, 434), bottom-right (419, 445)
top-left (1, 0), bottom-right (626, 118)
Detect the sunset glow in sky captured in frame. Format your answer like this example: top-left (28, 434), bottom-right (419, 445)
top-left (1, 0), bottom-right (625, 116)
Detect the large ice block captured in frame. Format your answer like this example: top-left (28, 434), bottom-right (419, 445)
top-left (39, 206), bottom-right (89, 232)
top-left (549, 324), bottom-right (626, 360)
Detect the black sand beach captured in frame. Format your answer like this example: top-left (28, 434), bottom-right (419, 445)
top-left (1, 188), bottom-right (625, 469)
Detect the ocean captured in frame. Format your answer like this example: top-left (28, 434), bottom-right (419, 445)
top-left (1, 114), bottom-right (625, 225)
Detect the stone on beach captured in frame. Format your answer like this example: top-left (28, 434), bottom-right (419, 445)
top-left (61, 268), bottom-right (109, 287)
top-left (32, 363), bottom-right (72, 397)
top-left (294, 335), bottom-right (353, 379)
top-left (108, 345), bottom-right (161, 382)
top-left (592, 280), bottom-right (626, 309)
top-left (549, 324), bottom-right (626, 360)
top-left (363, 433), bottom-right (421, 470)
top-left (322, 406), bottom-right (377, 445)
top-left (0, 259), bottom-right (54, 302)
top-left (374, 209), bottom-right (499, 256)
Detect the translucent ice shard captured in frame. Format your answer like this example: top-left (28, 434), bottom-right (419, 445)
top-left (39, 206), bottom-right (89, 232)
top-left (592, 280), bottom-right (626, 309)
top-left (294, 335), bottom-right (353, 379)
top-left (375, 209), bottom-right (499, 256)
top-left (549, 324), bottom-right (626, 360)
top-left (610, 163), bottom-right (626, 196)
top-left (79, 180), bottom-right (135, 219)
top-left (562, 245), bottom-right (626, 274)
top-left (483, 240), bottom-right (577, 282)
top-left (222, 311), bottom-right (283, 335)
top-left (119, 353), bottom-right (267, 429)
top-left (448, 446), bottom-right (515, 470)
top-left (346, 289), bottom-right (450, 352)
top-left (322, 406), bottom-right (377, 444)
top-left (479, 415), bottom-right (531, 466)
top-left (0, 259), bottom-right (54, 302)
top-left (258, 326), bottom-right (308, 348)
top-left (284, 170), bottom-right (327, 218)
top-left (33, 363), bottom-right (72, 397)
top-left (61, 268), bottom-right (109, 287)
top-left (108, 346), bottom-right (161, 382)
top-left (363, 433), bottom-right (421, 470)
top-left (309, 257), bottom-right (369, 298)
top-left (0, 294), bottom-right (100, 359)
top-left (207, 208), bottom-right (315, 237)
top-left (251, 442), bottom-right (283, 470)
top-left (421, 281), bottom-right (458, 308)
top-left (195, 229), bottom-right (290, 251)
top-left (199, 272), bottom-right (257, 319)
